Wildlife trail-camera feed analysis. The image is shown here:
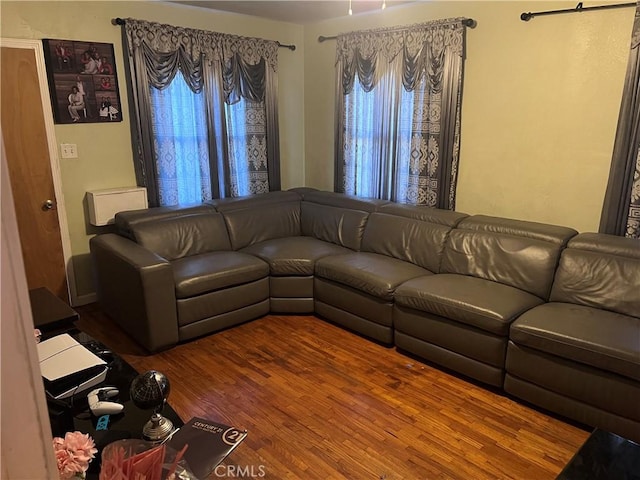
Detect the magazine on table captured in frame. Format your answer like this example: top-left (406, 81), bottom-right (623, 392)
top-left (168, 417), bottom-right (247, 479)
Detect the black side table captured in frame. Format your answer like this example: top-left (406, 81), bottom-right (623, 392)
top-left (556, 428), bottom-right (640, 479)
top-left (29, 287), bottom-right (78, 337)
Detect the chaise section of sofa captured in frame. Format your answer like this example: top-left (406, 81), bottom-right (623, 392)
top-left (393, 215), bottom-right (578, 387)
top-left (504, 232), bottom-right (640, 442)
top-left (315, 204), bottom-right (467, 344)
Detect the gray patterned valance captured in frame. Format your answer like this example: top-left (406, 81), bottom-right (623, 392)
top-left (221, 35), bottom-right (279, 73)
top-left (123, 18), bottom-right (278, 71)
top-left (336, 18), bottom-right (466, 93)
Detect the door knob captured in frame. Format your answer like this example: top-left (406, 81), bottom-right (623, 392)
top-left (43, 199), bottom-right (54, 210)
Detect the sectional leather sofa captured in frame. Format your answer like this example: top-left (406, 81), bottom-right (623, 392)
top-left (90, 189), bottom-right (640, 442)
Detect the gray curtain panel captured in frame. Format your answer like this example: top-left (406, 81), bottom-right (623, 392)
top-left (599, 4), bottom-right (640, 238)
top-left (334, 18), bottom-right (466, 209)
top-left (122, 18), bottom-right (280, 206)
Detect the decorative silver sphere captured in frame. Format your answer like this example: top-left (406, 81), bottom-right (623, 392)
top-left (130, 370), bottom-right (171, 412)
top-left (130, 370), bottom-right (174, 442)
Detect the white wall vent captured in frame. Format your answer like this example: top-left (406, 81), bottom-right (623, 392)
top-left (87, 187), bottom-right (148, 226)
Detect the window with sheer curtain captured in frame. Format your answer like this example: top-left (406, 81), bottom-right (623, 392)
top-left (335, 19), bottom-right (467, 209)
top-left (122, 18), bottom-right (281, 207)
top-left (225, 98), bottom-right (270, 197)
top-left (149, 71), bottom-right (210, 205)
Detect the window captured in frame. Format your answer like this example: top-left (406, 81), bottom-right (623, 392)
top-left (150, 71), bottom-right (211, 206)
top-left (224, 98), bottom-right (270, 197)
top-left (335, 20), bottom-right (467, 210)
top-left (122, 19), bottom-right (281, 207)
top-left (342, 79), bottom-right (387, 198)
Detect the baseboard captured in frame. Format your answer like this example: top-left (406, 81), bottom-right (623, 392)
top-left (72, 292), bottom-right (97, 307)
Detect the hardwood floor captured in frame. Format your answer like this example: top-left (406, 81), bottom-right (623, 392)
top-left (75, 304), bottom-right (589, 479)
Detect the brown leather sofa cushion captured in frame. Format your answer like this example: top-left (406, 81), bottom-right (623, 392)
top-left (505, 343), bottom-right (640, 425)
top-left (172, 251), bottom-right (269, 298)
top-left (115, 203), bottom-right (215, 240)
top-left (176, 279), bottom-right (269, 327)
top-left (131, 213), bottom-right (231, 261)
top-left (361, 213), bottom-right (451, 272)
top-left (441, 230), bottom-right (561, 300)
top-left (212, 190), bottom-right (301, 211)
top-left (510, 302), bottom-right (640, 381)
top-left (315, 252), bottom-right (430, 301)
top-left (440, 214), bottom-right (578, 300)
top-left (241, 236), bottom-right (352, 276)
top-left (302, 190), bottom-right (389, 212)
top-left (550, 233), bottom-right (640, 318)
top-left (222, 201), bottom-right (301, 250)
top-left (395, 274), bottom-right (543, 335)
top-left (440, 215), bottom-right (577, 300)
top-left (301, 202), bottom-right (369, 251)
top-left (378, 203), bottom-right (467, 227)
top-left (456, 215), bottom-right (577, 245)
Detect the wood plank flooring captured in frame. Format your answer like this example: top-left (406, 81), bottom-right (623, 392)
top-left (75, 304), bottom-right (589, 479)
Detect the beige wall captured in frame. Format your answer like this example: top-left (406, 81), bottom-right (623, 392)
top-left (1, 1), bottom-right (304, 299)
top-left (304, 1), bottom-right (635, 233)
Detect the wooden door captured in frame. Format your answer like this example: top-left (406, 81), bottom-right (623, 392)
top-left (1, 46), bottom-right (69, 302)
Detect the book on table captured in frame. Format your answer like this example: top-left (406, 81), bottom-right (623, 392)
top-left (168, 417), bottom-right (247, 479)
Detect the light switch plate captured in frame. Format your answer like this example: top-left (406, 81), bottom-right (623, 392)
top-left (60, 143), bottom-right (78, 159)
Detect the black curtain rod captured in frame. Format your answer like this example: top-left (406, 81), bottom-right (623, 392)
top-left (277, 42), bottom-right (296, 51)
top-left (112, 18), bottom-right (296, 51)
top-left (521, 2), bottom-right (636, 21)
top-left (318, 17), bottom-right (476, 42)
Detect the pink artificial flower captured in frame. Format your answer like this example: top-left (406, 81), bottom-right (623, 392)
top-left (55, 448), bottom-right (78, 479)
top-left (53, 436), bottom-right (65, 451)
top-left (52, 431), bottom-right (97, 479)
top-left (64, 431), bottom-right (97, 464)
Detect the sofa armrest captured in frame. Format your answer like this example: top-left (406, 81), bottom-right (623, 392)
top-left (90, 234), bottom-right (178, 352)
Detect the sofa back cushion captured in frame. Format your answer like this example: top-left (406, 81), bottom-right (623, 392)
top-left (302, 190), bottom-right (389, 212)
top-left (550, 233), bottom-right (640, 318)
top-left (222, 201), bottom-right (301, 250)
top-left (361, 212), bottom-right (452, 272)
top-left (287, 187), bottom-right (318, 198)
top-left (441, 215), bottom-right (578, 299)
top-left (211, 190), bottom-right (301, 212)
top-left (131, 213), bottom-right (231, 260)
top-left (115, 203), bottom-right (215, 240)
top-left (378, 204), bottom-right (468, 227)
top-left (301, 202), bottom-right (369, 250)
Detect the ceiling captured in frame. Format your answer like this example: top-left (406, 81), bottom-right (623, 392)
top-left (169, 1), bottom-right (415, 24)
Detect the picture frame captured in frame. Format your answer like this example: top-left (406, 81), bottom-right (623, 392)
top-left (42, 39), bottom-right (122, 124)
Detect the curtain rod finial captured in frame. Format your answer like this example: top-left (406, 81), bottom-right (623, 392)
top-left (520, 12), bottom-right (533, 21)
top-left (462, 18), bottom-right (477, 28)
top-left (112, 17), bottom-right (125, 26)
top-left (277, 41), bottom-right (296, 51)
